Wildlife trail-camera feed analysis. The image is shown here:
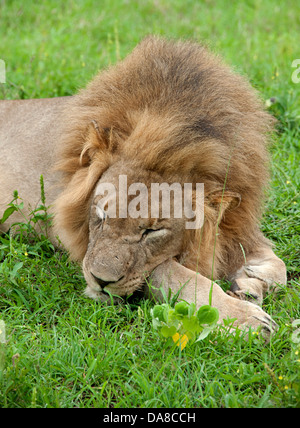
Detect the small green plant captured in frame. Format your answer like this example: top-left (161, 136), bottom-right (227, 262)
top-left (0, 190), bottom-right (24, 226)
top-left (151, 300), bottom-right (219, 350)
top-left (0, 175), bottom-right (53, 246)
top-left (0, 176), bottom-right (55, 285)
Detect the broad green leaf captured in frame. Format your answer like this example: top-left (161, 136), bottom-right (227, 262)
top-left (174, 301), bottom-right (189, 317)
top-left (167, 308), bottom-right (177, 323)
top-left (152, 304), bottom-right (167, 321)
top-left (197, 305), bottom-right (219, 325)
top-left (160, 325), bottom-right (177, 338)
top-left (182, 316), bottom-right (201, 333)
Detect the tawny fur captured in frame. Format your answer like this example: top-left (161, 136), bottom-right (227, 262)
top-left (54, 36), bottom-right (275, 280)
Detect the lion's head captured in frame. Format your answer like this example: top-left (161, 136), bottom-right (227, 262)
top-left (82, 161), bottom-right (190, 300)
top-left (54, 36), bottom-right (274, 299)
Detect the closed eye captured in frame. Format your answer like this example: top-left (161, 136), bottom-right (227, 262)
top-left (142, 228), bottom-right (167, 239)
top-left (142, 228), bottom-right (156, 237)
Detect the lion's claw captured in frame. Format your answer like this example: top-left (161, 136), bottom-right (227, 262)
top-left (238, 304), bottom-right (278, 340)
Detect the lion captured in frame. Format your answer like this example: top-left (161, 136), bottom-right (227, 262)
top-left (0, 36), bottom-right (287, 336)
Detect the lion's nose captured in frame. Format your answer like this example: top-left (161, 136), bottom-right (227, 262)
top-left (91, 273), bottom-right (124, 289)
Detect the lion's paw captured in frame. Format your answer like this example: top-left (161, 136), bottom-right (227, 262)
top-left (239, 302), bottom-right (278, 340)
top-left (229, 277), bottom-right (266, 306)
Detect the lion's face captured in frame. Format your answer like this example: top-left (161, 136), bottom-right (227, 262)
top-left (82, 162), bottom-right (187, 301)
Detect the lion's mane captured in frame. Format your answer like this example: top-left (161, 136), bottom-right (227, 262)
top-left (54, 36), bottom-right (274, 278)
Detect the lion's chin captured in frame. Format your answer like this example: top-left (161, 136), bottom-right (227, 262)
top-left (84, 286), bottom-right (124, 303)
top-left (104, 280), bottom-right (144, 299)
top-left (84, 277), bottom-right (144, 302)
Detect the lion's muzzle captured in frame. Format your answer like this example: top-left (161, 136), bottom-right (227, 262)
top-left (91, 272), bottom-right (125, 290)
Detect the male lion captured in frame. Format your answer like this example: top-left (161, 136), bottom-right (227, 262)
top-left (0, 37), bottom-right (286, 336)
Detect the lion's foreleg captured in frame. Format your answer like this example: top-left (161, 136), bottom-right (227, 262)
top-left (147, 259), bottom-right (277, 336)
top-left (229, 246), bottom-right (287, 306)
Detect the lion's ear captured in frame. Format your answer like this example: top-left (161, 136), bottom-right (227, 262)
top-left (80, 120), bottom-right (109, 166)
top-left (207, 189), bottom-right (241, 219)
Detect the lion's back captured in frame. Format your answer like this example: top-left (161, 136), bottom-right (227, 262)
top-left (0, 97), bottom-right (69, 233)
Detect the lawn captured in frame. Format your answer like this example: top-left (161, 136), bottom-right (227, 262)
top-left (0, 0), bottom-right (299, 408)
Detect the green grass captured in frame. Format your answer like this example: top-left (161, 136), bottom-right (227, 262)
top-left (0, 0), bottom-right (299, 408)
